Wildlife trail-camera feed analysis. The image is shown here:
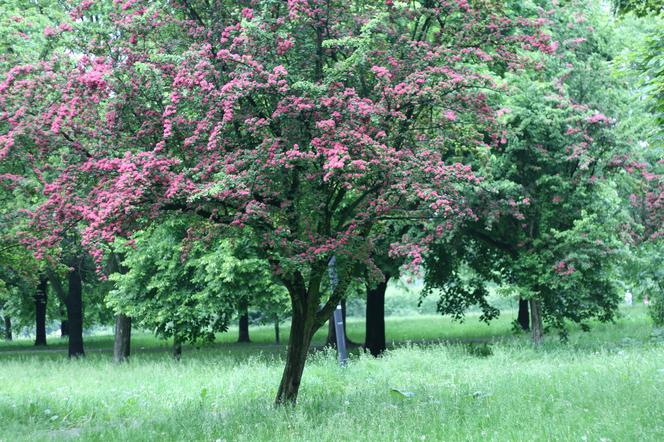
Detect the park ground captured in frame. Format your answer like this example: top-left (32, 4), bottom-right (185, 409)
top-left (1, 305), bottom-right (663, 441)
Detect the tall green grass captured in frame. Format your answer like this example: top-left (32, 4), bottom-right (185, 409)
top-left (1, 306), bottom-right (662, 441)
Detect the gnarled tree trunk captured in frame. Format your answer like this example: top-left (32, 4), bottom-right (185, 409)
top-left (275, 307), bottom-right (316, 405)
top-left (66, 267), bottom-right (85, 358)
top-left (275, 265), bottom-right (351, 406)
top-left (518, 298), bottom-right (530, 331)
top-left (34, 276), bottom-right (48, 346)
top-left (529, 299), bottom-right (543, 345)
top-left (113, 314), bottom-right (132, 363)
top-left (365, 276), bottom-right (390, 357)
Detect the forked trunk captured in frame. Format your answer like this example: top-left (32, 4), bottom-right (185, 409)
top-left (529, 299), bottom-right (543, 345)
top-left (517, 298), bottom-right (530, 331)
top-left (113, 314), bottom-right (132, 363)
top-left (66, 267), bottom-right (85, 358)
top-left (365, 277), bottom-right (389, 357)
top-left (275, 309), bottom-right (315, 405)
top-left (3, 315), bottom-right (11, 341)
top-left (34, 276), bottom-right (48, 346)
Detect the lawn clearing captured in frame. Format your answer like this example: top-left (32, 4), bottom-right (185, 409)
top-left (1, 306), bottom-right (662, 441)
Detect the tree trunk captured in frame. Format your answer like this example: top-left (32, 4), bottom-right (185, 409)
top-left (238, 309), bottom-right (250, 343)
top-left (274, 315), bottom-right (280, 344)
top-left (173, 335), bottom-right (182, 360)
top-left (66, 267), bottom-right (85, 358)
top-left (517, 298), bottom-right (530, 331)
top-left (34, 276), bottom-right (48, 346)
top-left (3, 315), bottom-right (12, 341)
top-left (529, 299), bottom-right (543, 345)
top-left (113, 314), bottom-right (132, 363)
top-left (325, 299), bottom-right (352, 347)
top-left (275, 309), bottom-right (315, 406)
top-left (365, 276), bottom-right (389, 357)
top-left (60, 320), bottom-right (69, 337)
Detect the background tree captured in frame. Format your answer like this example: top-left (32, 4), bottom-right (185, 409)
top-left (108, 217), bottom-right (236, 358)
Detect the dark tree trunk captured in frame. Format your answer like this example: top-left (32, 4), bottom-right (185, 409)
top-left (173, 336), bottom-right (182, 361)
top-left (275, 308), bottom-right (315, 406)
top-left (3, 315), bottom-right (12, 341)
top-left (529, 299), bottom-right (543, 345)
top-left (517, 298), bottom-right (530, 331)
top-left (274, 315), bottom-right (280, 344)
top-left (325, 299), bottom-right (352, 347)
top-left (238, 310), bottom-right (250, 343)
top-left (66, 267), bottom-right (85, 358)
top-left (365, 276), bottom-right (389, 357)
top-left (113, 314), bottom-right (132, 363)
top-left (60, 320), bottom-right (69, 337)
top-left (34, 276), bottom-right (48, 346)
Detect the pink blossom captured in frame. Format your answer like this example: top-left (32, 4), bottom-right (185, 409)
top-left (370, 65), bottom-right (391, 80)
top-left (586, 113), bottom-right (609, 124)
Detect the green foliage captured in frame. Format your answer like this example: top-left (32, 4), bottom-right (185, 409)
top-left (613, 0), bottom-right (663, 17)
top-left (108, 216), bottom-right (287, 345)
top-left (109, 217), bottom-right (231, 344)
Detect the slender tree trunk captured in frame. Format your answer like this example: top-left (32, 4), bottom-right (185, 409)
top-left (275, 308), bottom-right (315, 405)
top-left (60, 320), bottom-right (69, 337)
top-left (365, 276), bottom-right (389, 357)
top-left (34, 276), bottom-right (48, 346)
top-left (238, 307), bottom-right (250, 343)
top-left (274, 315), bottom-right (280, 344)
top-left (529, 299), bottom-right (543, 345)
top-left (173, 335), bottom-right (182, 361)
top-left (66, 267), bottom-right (85, 358)
top-left (3, 315), bottom-right (12, 341)
top-left (113, 314), bottom-right (132, 363)
top-left (517, 298), bottom-right (530, 331)
top-left (325, 299), bottom-right (352, 347)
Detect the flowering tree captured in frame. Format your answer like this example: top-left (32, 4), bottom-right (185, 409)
top-left (456, 1), bottom-right (634, 343)
top-left (0, 0), bottom-right (550, 403)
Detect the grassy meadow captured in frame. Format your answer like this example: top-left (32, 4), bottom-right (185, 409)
top-left (1, 305), bottom-right (663, 441)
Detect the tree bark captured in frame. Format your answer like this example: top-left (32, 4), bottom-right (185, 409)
top-left (365, 276), bottom-right (389, 357)
top-left (66, 267), bottom-right (85, 358)
top-left (238, 306), bottom-right (250, 343)
top-left (113, 314), bottom-right (132, 363)
top-left (173, 335), bottom-right (182, 360)
top-left (3, 315), bottom-right (12, 341)
top-left (518, 297), bottom-right (530, 331)
top-left (34, 276), bottom-right (48, 346)
top-left (274, 315), bottom-right (280, 344)
top-left (325, 299), bottom-right (352, 347)
top-left (275, 308), bottom-right (315, 405)
top-left (60, 320), bottom-right (69, 337)
top-left (529, 299), bottom-right (543, 345)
